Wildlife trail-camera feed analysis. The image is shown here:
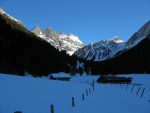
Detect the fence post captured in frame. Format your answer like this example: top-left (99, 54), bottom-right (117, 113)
top-left (82, 93), bottom-right (85, 101)
top-left (14, 111), bottom-right (22, 113)
top-left (89, 88), bottom-right (91, 93)
top-left (72, 97), bottom-right (75, 107)
top-left (141, 88), bottom-right (145, 98)
top-left (136, 87), bottom-right (141, 95)
top-left (92, 80), bottom-right (95, 91)
top-left (86, 88), bottom-right (88, 96)
top-left (126, 84), bottom-right (129, 91)
top-left (92, 84), bottom-right (95, 91)
top-left (131, 84), bottom-right (134, 92)
top-left (50, 104), bottom-right (54, 113)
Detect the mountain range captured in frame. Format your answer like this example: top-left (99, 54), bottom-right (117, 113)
top-left (32, 26), bottom-right (84, 55)
top-left (84, 20), bottom-right (150, 75)
top-left (0, 8), bottom-right (78, 76)
top-left (74, 37), bottom-right (125, 61)
top-left (31, 16), bottom-right (150, 63)
top-left (32, 24), bottom-right (126, 60)
top-left (0, 7), bottom-right (150, 76)
top-left (75, 20), bottom-right (150, 61)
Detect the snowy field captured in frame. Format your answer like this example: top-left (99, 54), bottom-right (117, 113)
top-left (0, 73), bottom-right (150, 113)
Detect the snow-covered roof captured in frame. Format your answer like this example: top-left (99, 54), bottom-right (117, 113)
top-left (50, 72), bottom-right (71, 78)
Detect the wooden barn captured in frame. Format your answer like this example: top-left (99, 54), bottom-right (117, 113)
top-left (49, 73), bottom-right (72, 81)
top-left (97, 75), bottom-right (132, 84)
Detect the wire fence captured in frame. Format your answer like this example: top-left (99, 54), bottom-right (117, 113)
top-left (13, 79), bottom-right (149, 113)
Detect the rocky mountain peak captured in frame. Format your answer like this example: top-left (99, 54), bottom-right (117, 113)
top-left (43, 27), bottom-right (59, 39)
top-left (32, 25), bottom-right (42, 36)
top-left (35, 25), bottom-right (41, 30)
top-left (74, 37), bottom-right (124, 61)
top-left (112, 36), bottom-right (124, 43)
top-left (32, 27), bottom-right (84, 55)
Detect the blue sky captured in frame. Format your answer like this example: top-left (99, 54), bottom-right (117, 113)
top-left (1, 0), bottom-right (150, 44)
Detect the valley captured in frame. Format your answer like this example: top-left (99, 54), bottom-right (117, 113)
top-left (0, 73), bottom-right (149, 113)
top-left (0, 4), bottom-right (150, 113)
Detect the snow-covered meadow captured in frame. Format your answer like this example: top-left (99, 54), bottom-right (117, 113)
top-left (0, 73), bottom-right (150, 113)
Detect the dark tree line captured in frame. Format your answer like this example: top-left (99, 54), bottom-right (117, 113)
top-left (0, 13), bottom-right (78, 77)
top-left (1, 12), bottom-right (150, 77)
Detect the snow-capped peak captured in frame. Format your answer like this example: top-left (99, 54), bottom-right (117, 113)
top-left (32, 27), bottom-right (84, 55)
top-left (74, 36), bottom-right (125, 61)
top-left (68, 33), bottom-right (83, 44)
top-left (32, 25), bottom-right (42, 35)
top-left (34, 25), bottom-right (42, 31)
top-left (59, 33), bottom-right (83, 44)
top-left (112, 36), bottom-right (124, 43)
top-left (99, 36), bottom-right (124, 45)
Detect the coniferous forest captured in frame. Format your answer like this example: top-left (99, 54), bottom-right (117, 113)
top-left (84, 33), bottom-right (150, 75)
top-left (1, 10), bottom-right (150, 77)
top-left (0, 13), bottom-right (78, 76)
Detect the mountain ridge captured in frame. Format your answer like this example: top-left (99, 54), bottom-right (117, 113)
top-left (125, 20), bottom-right (150, 48)
top-left (74, 37), bottom-right (125, 61)
top-left (32, 26), bottom-right (84, 55)
top-left (75, 20), bottom-right (150, 61)
top-left (0, 7), bottom-right (23, 26)
top-left (0, 8), bottom-right (79, 76)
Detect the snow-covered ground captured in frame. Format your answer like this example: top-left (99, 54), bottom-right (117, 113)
top-left (117, 74), bottom-right (150, 103)
top-left (0, 73), bottom-right (150, 113)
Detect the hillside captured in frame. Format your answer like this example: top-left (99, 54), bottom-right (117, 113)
top-left (84, 33), bottom-right (150, 75)
top-left (75, 20), bottom-right (150, 62)
top-left (0, 9), bottom-right (77, 76)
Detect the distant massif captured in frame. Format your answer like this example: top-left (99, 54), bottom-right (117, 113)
top-left (0, 7), bottom-right (150, 77)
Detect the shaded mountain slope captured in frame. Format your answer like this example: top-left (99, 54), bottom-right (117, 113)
top-left (85, 33), bottom-right (150, 75)
top-left (0, 10), bottom-right (77, 76)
